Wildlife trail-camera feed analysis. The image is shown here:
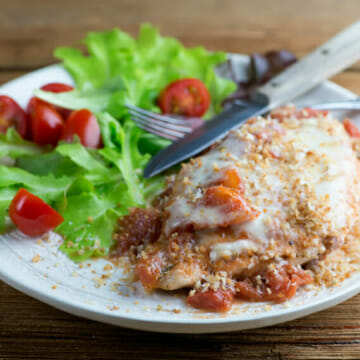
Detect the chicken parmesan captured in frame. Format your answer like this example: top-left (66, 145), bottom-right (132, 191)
top-left (112, 106), bottom-right (360, 312)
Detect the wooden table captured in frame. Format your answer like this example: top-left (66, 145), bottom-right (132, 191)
top-left (1, 1), bottom-right (360, 359)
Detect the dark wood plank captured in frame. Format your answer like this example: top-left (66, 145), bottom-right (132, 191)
top-left (1, 281), bottom-right (360, 359)
top-left (0, 0), bottom-right (359, 68)
top-left (331, 71), bottom-right (360, 95)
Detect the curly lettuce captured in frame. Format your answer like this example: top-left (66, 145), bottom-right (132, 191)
top-left (0, 24), bottom-right (236, 261)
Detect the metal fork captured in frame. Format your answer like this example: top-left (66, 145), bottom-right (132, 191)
top-left (125, 104), bottom-right (205, 140)
top-left (126, 99), bottom-right (360, 140)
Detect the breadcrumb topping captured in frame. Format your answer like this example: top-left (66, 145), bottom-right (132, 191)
top-left (113, 105), bottom-right (360, 311)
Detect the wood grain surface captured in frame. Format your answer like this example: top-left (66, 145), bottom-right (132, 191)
top-left (1, 1), bottom-right (360, 359)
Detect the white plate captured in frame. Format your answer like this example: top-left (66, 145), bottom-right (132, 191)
top-left (0, 55), bottom-right (359, 334)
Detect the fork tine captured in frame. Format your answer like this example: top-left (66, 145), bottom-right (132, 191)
top-left (131, 115), bottom-right (185, 138)
top-left (127, 109), bottom-right (192, 133)
top-left (125, 104), bottom-right (188, 125)
top-left (133, 122), bottom-right (180, 141)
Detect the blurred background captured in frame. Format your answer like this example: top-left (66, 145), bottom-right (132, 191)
top-left (0, 0), bottom-right (360, 92)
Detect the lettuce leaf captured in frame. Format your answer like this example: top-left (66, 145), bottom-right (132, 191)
top-left (16, 152), bottom-right (81, 177)
top-left (36, 24), bottom-right (236, 120)
top-left (34, 80), bottom-right (125, 113)
top-left (98, 114), bottom-right (165, 205)
top-left (0, 167), bottom-right (72, 200)
top-left (0, 24), bottom-right (234, 262)
top-left (0, 129), bottom-right (45, 158)
top-left (57, 180), bottom-right (129, 261)
top-left (56, 117), bottom-right (164, 260)
top-left (2, 117), bottom-right (163, 258)
top-left (0, 166), bottom-right (73, 231)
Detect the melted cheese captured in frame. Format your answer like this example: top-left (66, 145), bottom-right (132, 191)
top-left (210, 240), bottom-right (258, 261)
top-left (165, 112), bottom-right (360, 263)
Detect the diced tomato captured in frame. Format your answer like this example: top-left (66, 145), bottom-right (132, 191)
top-left (187, 289), bottom-right (234, 312)
top-left (0, 95), bottom-right (29, 138)
top-left (203, 186), bottom-right (237, 207)
top-left (9, 188), bottom-right (64, 237)
top-left (136, 250), bottom-right (166, 290)
top-left (31, 103), bottom-right (64, 146)
top-left (212, 168), bottom-right (245, 191)
top-left (203, 186), bottom-right (260, 224)
top-left (112, 207), bottom-right (162, 256)
top-left (235, 265), bottom-right (313, 303)
top-left (343, 118), bottom-right (360, 138)
top-left (158, 78), bottom-right (210, 117)
top-left (235, 279), bottom-right (265, 301)
top-left (61, 109), bottom-right (102, 148)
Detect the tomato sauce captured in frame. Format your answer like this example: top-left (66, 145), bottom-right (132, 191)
top-left (112, 207), bottom-right (162, 256)
top-left (187, 289), bottom-right (234, 313)
top-left (203, 186), bottom-right (260, 225)
top-left (235, 265), bottom-right (313, 303)
top-left (186, 265), bottom-right (312, 312)
top-left (136, 250), bottom-right (167, 290)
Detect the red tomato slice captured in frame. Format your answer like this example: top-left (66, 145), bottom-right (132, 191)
top-left (158, 78), bottom-right (211, 117)
top-left (61, 109), bottom-right (102, 148)
top-left (0, 95), bottom-right (29, 138)
top-left (26, 97), bottom-right (46, 117)
top-left (31, 104), bottom-right (64, 146)
top-left (40, 83), bottom-right (73, 93)
top-left (26, 82), bottom-right (74, 122)
top-left (40, 83), bottom-right (74, 119)
top-left (9, 188), bottom-right (64, 237)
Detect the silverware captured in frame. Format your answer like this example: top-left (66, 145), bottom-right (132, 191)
top-left (310, 99), bottom-right (360, 111)
top-left (125, 104), bottom-right (203, 140)
top-left (144, 21), bottom-right (360, 178)
top-left (128, 99), bottom-right (360, 140)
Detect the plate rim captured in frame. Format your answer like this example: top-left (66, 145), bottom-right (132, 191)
top-left (0, 58), bottom-right (359, 333)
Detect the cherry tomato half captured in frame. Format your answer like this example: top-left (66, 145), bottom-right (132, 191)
top-left (31, 104), bottom-right (64, 146)
top-left (26, 82), bottom-right (74, 122)
top-left (26, 97), bottom-right (46, 118)
top-left (40, 83), bottom-right (74, 93)
top-left (0, 95), bottom-right (29, 138)
top-left (41, 82), bottom-right (74, 119)
top-left (158, 78), bottom-right (211, 117)
top-left (9, 188), bottom-right (64, 237)
top-left (61, 109), bottom-right (102, 148)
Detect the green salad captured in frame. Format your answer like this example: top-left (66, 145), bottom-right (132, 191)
top-left (0, 24), bottom-right (236, 261)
